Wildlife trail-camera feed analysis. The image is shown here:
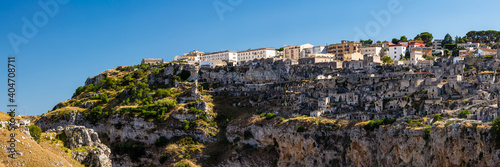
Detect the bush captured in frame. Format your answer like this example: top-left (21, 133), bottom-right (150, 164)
top-left (445, 121), bottom-right (454, 126)
top-left (432, 114), bottom-right (442, 124)
top-left (363, 118), bottom-right (396, 131)
top-left (175, 163), bottom-right (189, 167)
top-left (458, 110), bottom-right (471, 118)
top-left (297, 125), bottom-right (307, 132)
top-left (265, 113), bottom-right (276, 120)
top-left (182, 120), bottom-right (190, 130)
top-left (490, 117), bottom-right (500, 148)
top-left (278, 118), bottom-right (285, 122)
top-left (154, 99), bottom-right (177, 108)
top-left (154, 88), bottom-right (171, 98)
top-left (28, 125), bottom-right (42, 143)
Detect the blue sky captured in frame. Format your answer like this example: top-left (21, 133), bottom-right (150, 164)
top-left (1, 0), bottom-right (499, 115)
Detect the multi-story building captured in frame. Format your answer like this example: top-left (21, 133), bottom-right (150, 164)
top-left (326, 40), bottom-right (362, 60)
top-left (457, 42), bottom-right (480, 51)
top-left (237, 48), bottom-right (276, 62)
top-left (360, 46), bottom-right (382, 56)
top-left (305, 53), bottom-right (335, 58)
top-left (497, 46), bottom-right (500, 59)
top-left (388, 44), bottom-right (407, 61)
top-left (202, 50), bottom-right (238, 62)
top-left (410, 47), bottom-right (432, 57)
top-left (283, 44), bottom-right (314, 60)
top-left (200, 60), bottom-right (227, 68)
top-left (410, 51), bottom-right (424, 65)
top-left (407, 40), bottom-right (426, 50)
top-left (433, 39), bottom-right (443, 50)
top-left (303, 46), bottom-right (327, 57)
top-left (343, 53), bottom-right (364, 61)
top-left (175, 50), bottom-right (205, 61)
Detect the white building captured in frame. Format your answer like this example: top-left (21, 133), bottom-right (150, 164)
top-left (360, 46), bottom-right (382, 56)
top-left (202, 50), bottom-right (238, 62)
top-left (433, 39), bottom-right (443, 50)
top-left (200, 60), bottom-right (227, 68)
top-left (302, 46), bottom-right (326, 57)
top-left (453, 56), bottom-right (465, 64)
top-left (237, 48), bottom-right (276, 62)
top-left (388, 44), bottom-right (407, 61)
top-left (410, 51), bottom-right (423, 65)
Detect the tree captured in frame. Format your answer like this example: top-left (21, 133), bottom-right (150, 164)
top-left (415, 32), bottom-right (433, 46)
top-left (276, 47), bottom-right (284, 51)
top-left (458, 110), bottom-right (471, 118)
top-left (442, 33), bottom-right (453, 48)
top-left (392, 38), bottom-right (400, 44)
top-left (400, 36), bottom-right (408, 42)
top-left (376, 40), bottom-right (381, 43)
top-left (382, 40), bottom-right (389, 43)
top-left (28, 125), bottom-right (42, 143)
top-left (360, 39), bottom-right (373, 45)
top-left (444, 49), bottom-right (450, 56)
top-left (382, 56), bottom-right (393, 64)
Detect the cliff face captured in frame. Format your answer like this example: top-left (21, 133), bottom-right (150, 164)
top-left (222, 117), bottom-right (499, 167)
top-left (32, 62), bottom-right (500, 166)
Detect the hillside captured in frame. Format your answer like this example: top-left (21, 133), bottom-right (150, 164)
top-left (23, 61), bottom-right (500, 166)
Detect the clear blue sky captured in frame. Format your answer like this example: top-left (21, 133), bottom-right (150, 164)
top-left (1, 0), bottom-right (499, 115)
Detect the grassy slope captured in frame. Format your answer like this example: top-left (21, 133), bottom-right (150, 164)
top-left (0, 128), bottom-right (83, 167)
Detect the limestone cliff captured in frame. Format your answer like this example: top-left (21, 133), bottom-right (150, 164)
top-left (222, 117), bottom-right (499, 166)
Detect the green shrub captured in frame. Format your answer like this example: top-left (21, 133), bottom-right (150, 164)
top-left (445, 121), bottom-right (454, 126)
top-left (432, 114), bottom-right (442, 124)
top-left (297, 125), bottom-right (307, 132)
top-left (259, 113), bottom-right (266, 118)
top-left (175, 163), bottom-right (189, 167)
top-left (154, 88), bottom-right (171, 98)
top-left (490, 117), bottom-right (500, 148)
top-left (458, 110), bottom-right (471, 118)
top-left (278, 117), bottom-right (285, 122)
top-left (364, 118), bottom-right (396, 131)
top-left (265, 113), bottom-right (276, 120)
top-left (28, 125), bottom-right (42, 143)
top-left (154, 99), bottom-right (177, 108)
top-left (182, 120), bottom-right (190, 130)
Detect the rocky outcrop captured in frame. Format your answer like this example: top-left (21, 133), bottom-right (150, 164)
top-left (222, 119), bottom-right (500, 167)
top-left (60, 126), bottom-right (112, 167)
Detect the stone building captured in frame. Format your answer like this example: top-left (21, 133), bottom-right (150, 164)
top-left (141, 58), bottom-right (164, 65)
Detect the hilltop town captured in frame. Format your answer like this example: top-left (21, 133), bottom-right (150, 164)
top-left (2, 31), bottom-right (500, 167)
top-left (143, 31), bottom-right (500, 123)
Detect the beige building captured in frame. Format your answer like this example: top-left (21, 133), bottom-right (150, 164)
top-left (298, 57), bottom-right (336, 64)
top-left (343, 53), bottom-right (364, 61)
top-left (141, 58), bottom-right (164, 65)
top-left (283, 44), bottom-right (314, 60)
top-left (326, 40), bottom-right (362, 60)
top-left (360, 46), bottom-right (382, 56)
top-left (305, 53), bottom-right (335, 58)
top-left (200, 60), bottom-right (227, 68)
top-left (410, 51), bottom-right (424, 65)
top-left (237, 48), bottom-right (276, 62)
